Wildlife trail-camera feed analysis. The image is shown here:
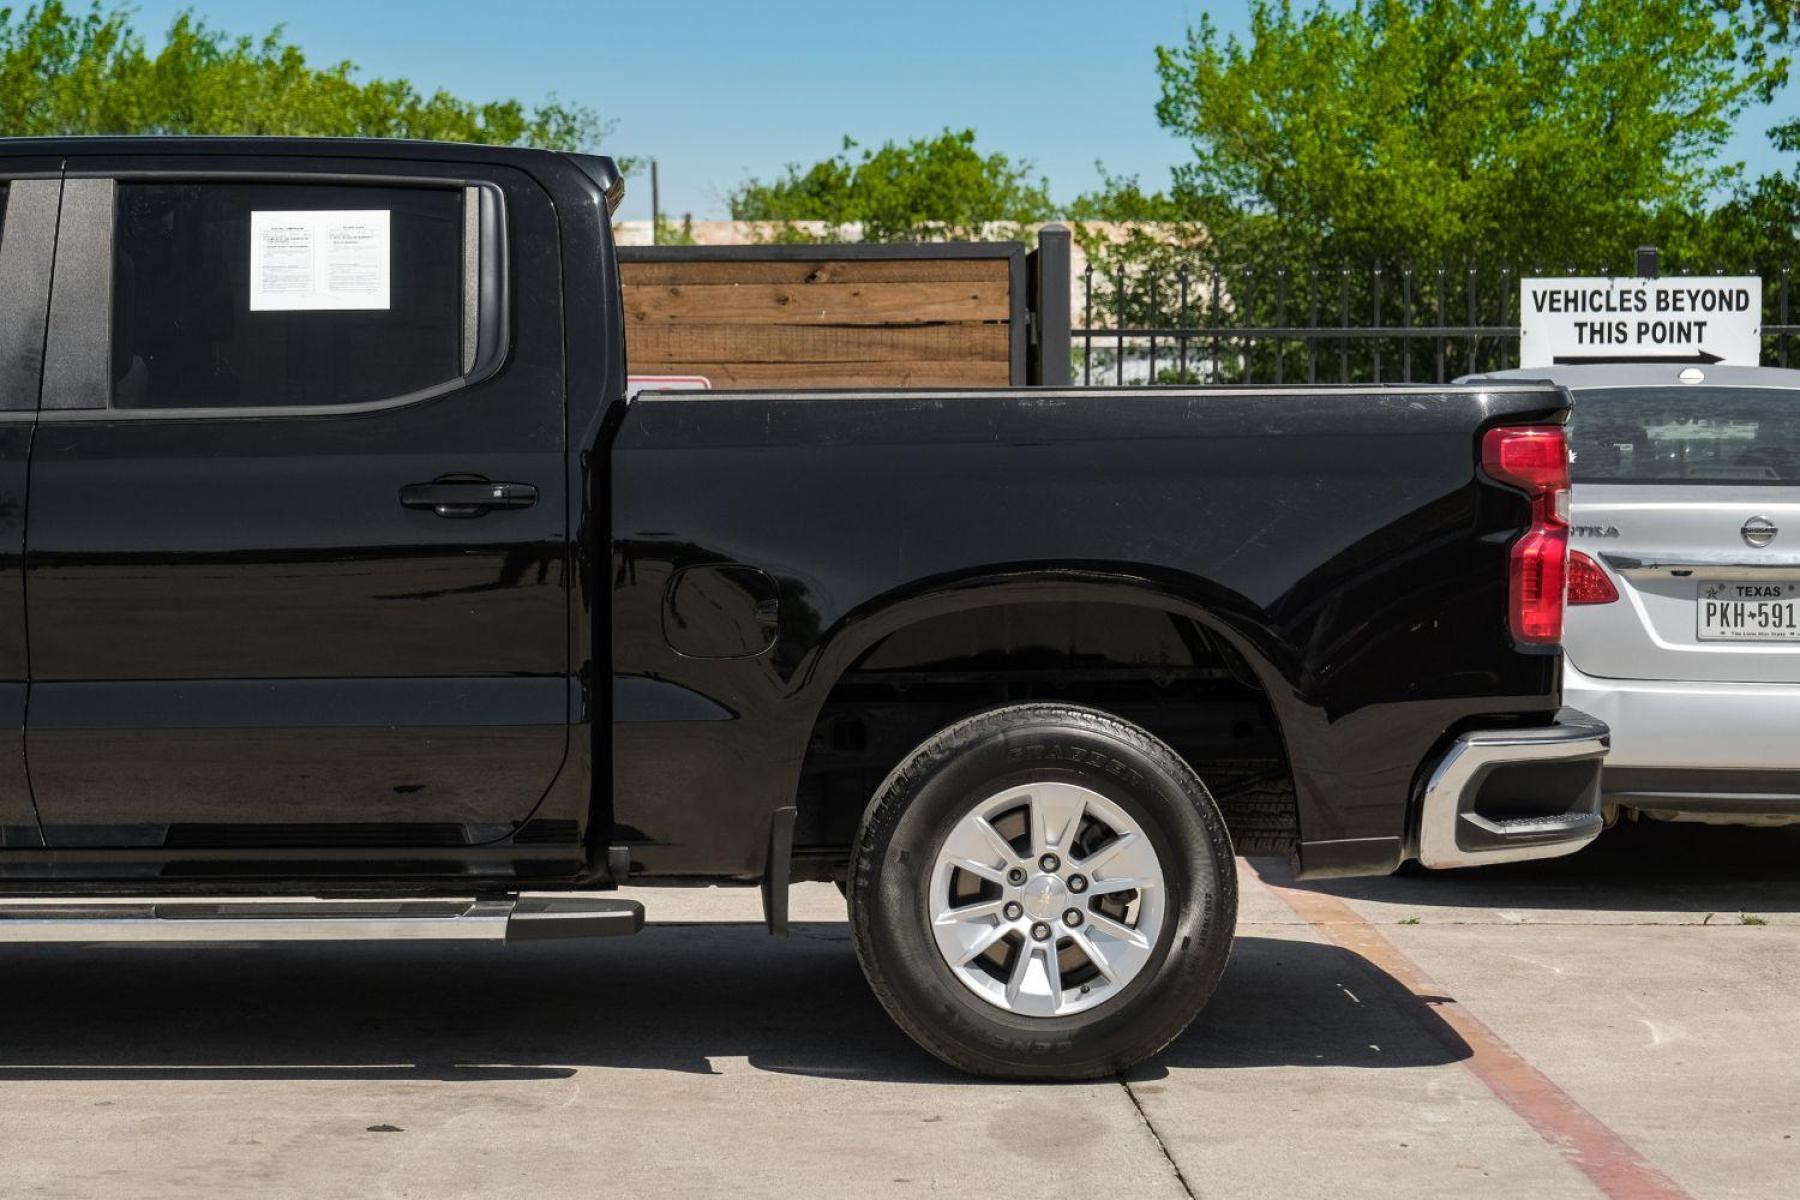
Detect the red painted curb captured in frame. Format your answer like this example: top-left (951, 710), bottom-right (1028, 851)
top-left (1251, 862), bottom-right (1692, 1200)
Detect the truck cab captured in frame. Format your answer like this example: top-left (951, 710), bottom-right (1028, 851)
top-left (0, 139), bottom-right (623, 877)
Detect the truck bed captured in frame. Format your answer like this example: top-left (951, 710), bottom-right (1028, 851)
top-left (609, 383), bottom-right (1569, 881)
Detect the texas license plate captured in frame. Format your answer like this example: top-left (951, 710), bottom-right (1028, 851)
top-left (1697, 582), bottom-right (1800, 640)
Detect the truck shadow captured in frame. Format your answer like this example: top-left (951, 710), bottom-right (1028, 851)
top-left (0, 927), bottom-right (1469, 1084)
top-left (1276, 819), bottom-right (1800, 914)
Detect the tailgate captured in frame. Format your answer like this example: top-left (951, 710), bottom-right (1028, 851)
top-left (1568, 488), bottom-right (1800, 683)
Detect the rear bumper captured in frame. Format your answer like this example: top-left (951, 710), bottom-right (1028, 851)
top-left (1415, 708), bottom-right (1610, 869)
top-left (1564, 660), bottom-right (1800, 773)
top-left (1602, 767), bottom-right (1800, 816)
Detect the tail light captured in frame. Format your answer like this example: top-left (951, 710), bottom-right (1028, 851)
top-left (1567, 550), bottom-right (1620, 605)
top-left (1482, 426), bottom-right (1570, 645)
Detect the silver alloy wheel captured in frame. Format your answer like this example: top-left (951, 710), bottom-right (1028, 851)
top-left (927, 780), bottom-right (1167, 1017)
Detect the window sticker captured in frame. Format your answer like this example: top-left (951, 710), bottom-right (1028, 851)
top-left (250, 210), bottom-right (391, 311)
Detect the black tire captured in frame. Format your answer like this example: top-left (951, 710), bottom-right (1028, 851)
top-left (847, 703), bottom-right (1237, 1079)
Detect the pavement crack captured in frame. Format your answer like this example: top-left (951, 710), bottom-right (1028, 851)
top-left (1119, 1076), bottom-right (1197, 1199)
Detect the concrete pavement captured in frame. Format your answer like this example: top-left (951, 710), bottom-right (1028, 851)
top-left (2, 818), bottom-right (1795, 1198)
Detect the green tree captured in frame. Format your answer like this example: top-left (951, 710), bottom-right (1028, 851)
top-left (1699, 117), bottom-right (1800, 267)
top-left (0, 2), bottom-right (605, 149)
top-left (728, 128), bottom-right (1054, 242)
top-left (1142, 0), bottom-right (1790, 269)
top-left (1068, 169), bottom-right (1187, 224)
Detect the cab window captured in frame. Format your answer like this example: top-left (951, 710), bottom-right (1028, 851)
top-left (111, 182), bottom-right (463, 410)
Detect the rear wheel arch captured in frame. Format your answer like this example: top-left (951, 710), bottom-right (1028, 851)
top-left (789, 574), bottom-right (1303, 871)
top-left (795, 571), bottom-right (1284, 696)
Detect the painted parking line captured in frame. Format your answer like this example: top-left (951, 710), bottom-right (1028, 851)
top-left (1247, 861), bottom-right (1691, 1200)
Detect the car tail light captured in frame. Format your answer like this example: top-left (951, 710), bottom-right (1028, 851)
top-left (1482, 426), bottom-right (1571, 645)
top-left (1567, 550), bottom-right (1620, 605)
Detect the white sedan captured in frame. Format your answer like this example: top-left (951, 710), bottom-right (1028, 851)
top-left (1466, 362), bottom-right (1800, 826)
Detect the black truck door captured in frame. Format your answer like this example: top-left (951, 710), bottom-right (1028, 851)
top-left (24, 153), bottom-right (571, 850)
top-left (0, 164), bottom-right (58, 848)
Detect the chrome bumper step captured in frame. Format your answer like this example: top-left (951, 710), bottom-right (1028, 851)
top-left (0, 894), bottom-right (644, 944)
top-left (1416, 708), bottom-right (1611, 870)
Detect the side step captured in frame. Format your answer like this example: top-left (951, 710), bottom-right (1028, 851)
top-left (0, 895), bottom-right (645, 944)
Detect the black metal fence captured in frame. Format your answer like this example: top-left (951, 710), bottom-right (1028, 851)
top-left (1024, 227), bottom-right (1800, 387)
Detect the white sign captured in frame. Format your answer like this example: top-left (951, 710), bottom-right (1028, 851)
top-left (250, 210), bottom-right (391, 311)
top-left (1520, 276), bottom-right (1762, 367)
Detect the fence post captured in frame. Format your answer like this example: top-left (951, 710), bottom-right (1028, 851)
top-left (1635, 245), bottom-right (1659, 279)
top-left (1028, 223), bottom-right (1073, 386)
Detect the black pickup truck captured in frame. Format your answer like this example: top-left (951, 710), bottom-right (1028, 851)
top-left (0, 138), bottom-right (1608, 1078)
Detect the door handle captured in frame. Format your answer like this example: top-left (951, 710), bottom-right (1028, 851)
top-left (400, 478), bottom-right (538, 519)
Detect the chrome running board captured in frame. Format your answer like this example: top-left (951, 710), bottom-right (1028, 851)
top-left (0, 894), bottom-right (644, 944)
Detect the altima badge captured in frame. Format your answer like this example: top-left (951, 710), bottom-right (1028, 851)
top-left (1743, 516), bottom-right (1779, 548)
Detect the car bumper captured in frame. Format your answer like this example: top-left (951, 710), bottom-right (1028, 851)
top-left (1415, 708), bottom-right (1610, 869)
top-left (1565, 661), bottom-right (1800, 814)
top-left (1565, 660), bottom-right (1800, 772)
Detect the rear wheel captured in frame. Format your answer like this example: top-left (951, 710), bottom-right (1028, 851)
top-left (848, 703), bottom-right (1237, 1079)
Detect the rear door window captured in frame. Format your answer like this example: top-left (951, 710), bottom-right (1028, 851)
top-left (111, 182), bottom-right (464, 410)
top-left (1570, 386), bottom-right (1800, 485)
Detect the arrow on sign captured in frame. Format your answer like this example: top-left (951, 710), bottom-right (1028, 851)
top-left (1552, 350), bottom-right (1725, 366)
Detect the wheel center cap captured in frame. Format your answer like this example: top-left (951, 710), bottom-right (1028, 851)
top-left (1020, 874), bottom-right (1068, 921)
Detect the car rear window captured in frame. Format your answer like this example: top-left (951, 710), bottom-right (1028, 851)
top-left (1570, 386), bottom-right (1800, 485)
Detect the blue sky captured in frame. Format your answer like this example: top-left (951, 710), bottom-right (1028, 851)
top-left (130, 0), bottom-right (1797, 224)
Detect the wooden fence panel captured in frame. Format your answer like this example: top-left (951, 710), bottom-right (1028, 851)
top-left (620, 245), bottom-right (1025, 389)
